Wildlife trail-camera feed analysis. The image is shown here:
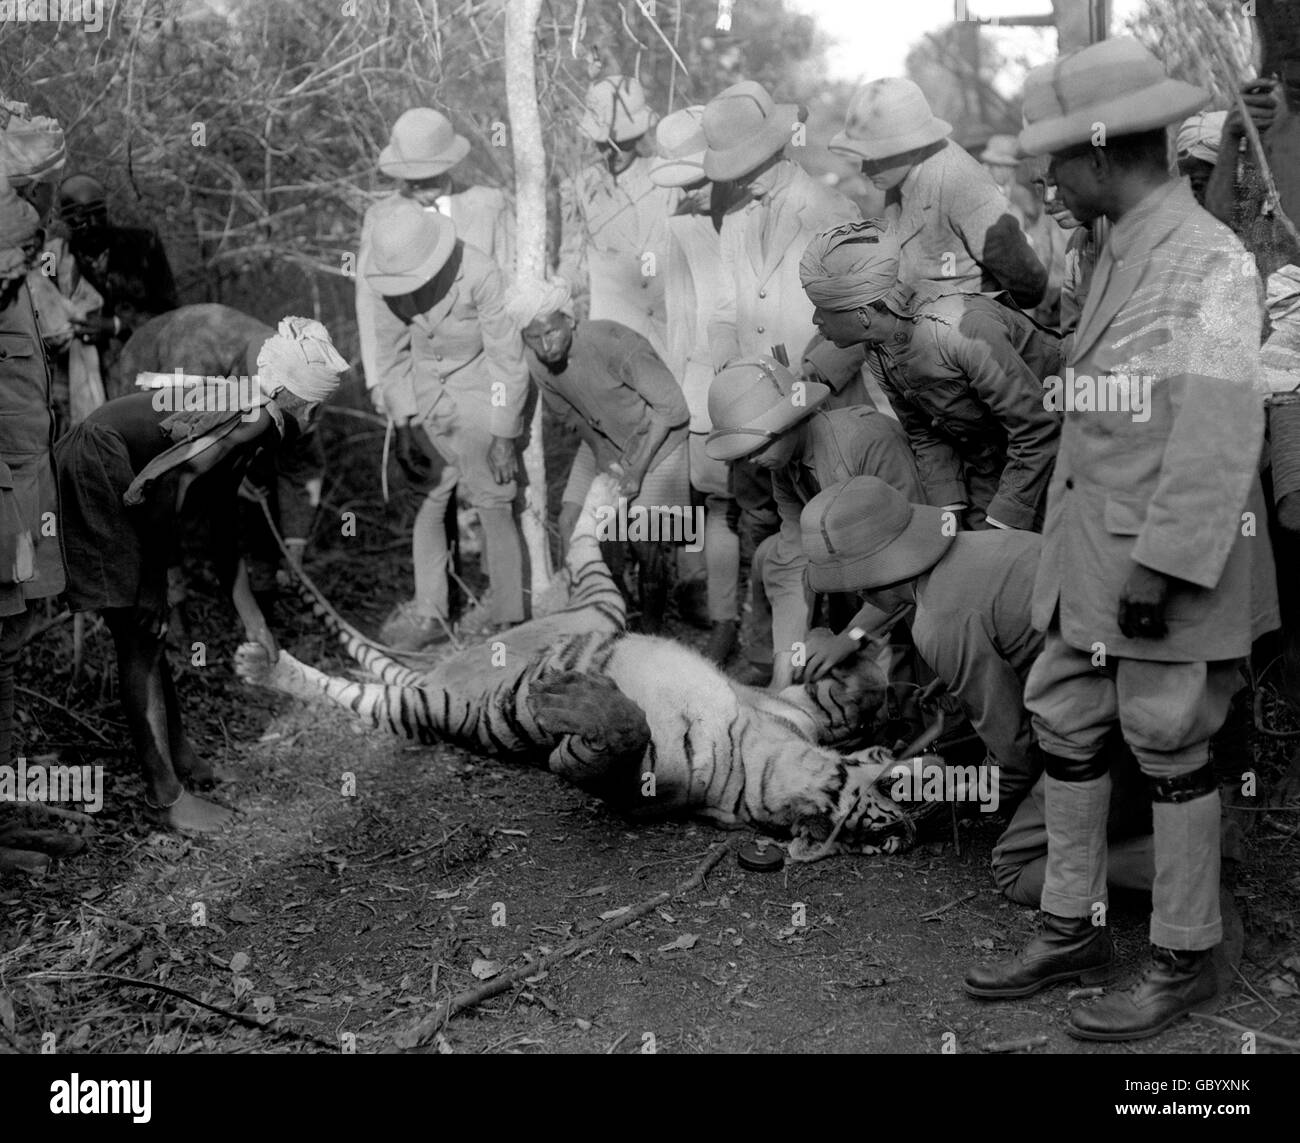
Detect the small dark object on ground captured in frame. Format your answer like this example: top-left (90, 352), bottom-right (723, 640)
top-left (738, 839), bottom-right (785, 872)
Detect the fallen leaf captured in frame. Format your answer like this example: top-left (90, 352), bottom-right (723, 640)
top-left (657, 933), bottom-right (699, 953)
top-left (575, 1018), bottom-right (593, 1031)
top-left (567, 885), bottom-right (611, 898)
top-left (620, 948), bottom-right (644, 964)
top-left (228, 903), bottom-right (258, 924)
top-left (495, 829), bottom-right (529, 837)
top-left (70, 1024), bottom-right (91, 1048)
top-left (1266, 974), bottom-right (1299, 998)
top-left (599, 907), bottom-right (630, 921)
top-left (657, 908), bottom-right (676, 924)
top-left (432, 889), bottom-right (461, 901)
top-left (1282, 954), bottom-right (1300, 975)
top-left (434, 1033), bottom-right (454, 1054)
top-left (229, 951), bottom-right (251, 973)
top-left (973, 938), bottom-right (995, 951)
top-left (471, 958), bottom-right (502, 980)
top-left (291, 922), bottom-right (316, 935)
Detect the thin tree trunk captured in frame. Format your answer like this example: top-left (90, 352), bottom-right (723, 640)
top-left (505, 0), bottom-right (554, 598)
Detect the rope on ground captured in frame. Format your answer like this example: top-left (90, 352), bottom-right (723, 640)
top-left (391, 839), bottom-right (736, 1051)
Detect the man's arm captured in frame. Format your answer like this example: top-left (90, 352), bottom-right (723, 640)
top-left (619, 345), bottom-right (689, 491)
top-left (885, 377), bottom-right (968, 509)
top-left (940, 311), bottom-right (1061, 530)
top-left (472, 260), bottom-right (530, 440)
top-left (1129, 251), bottom-right (1265, 595)
top-left (765, 470), bottom-right (815, 690)
top-left (355, 211), bottom-right (391, 416)
top-left (953, 180), bottom-right (1048, 307)
top-left (369, 290), bottom-right (420, 425)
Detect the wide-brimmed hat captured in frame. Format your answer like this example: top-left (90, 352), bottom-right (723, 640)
top-left (702, 81), bottom-right (801, 182)
top-left (801, 476), bottom-right (953, 594)
top-left (378, 109), bottom-right (470, 180)
top-left (1018, 37), bottom-right (1209, 157)
top-left (1176, 109), bottom-right (1228, 164)
top-left (705, 355), bottom-right (830, 462)
top-left (362, 198), bottom-right (456, 296)
top-left (650, 105), bottom-right (708, 188)
top-left (578, 76), bottom-right (655, 144)
top-left (980, 134), bottom-right (1023, 167)
top-left (830, 78), bottom-right (952, 163)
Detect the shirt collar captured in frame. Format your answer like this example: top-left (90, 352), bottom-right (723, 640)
top-left (1107, 178), bottom-right (1183, 264)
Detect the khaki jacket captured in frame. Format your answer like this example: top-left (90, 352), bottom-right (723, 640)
top-left (558, 157), bottom-right (674, 362)
top-left (708, 163), bottom-right (859, 370)
top-left (356, 186), bottom-right (512, 411)
top-left (888, 141), bottom-right (1047, 309)
top-left (1034, 180), bottom-right (1278, 661)
top-left (368, 242), bottom-right (528, 439)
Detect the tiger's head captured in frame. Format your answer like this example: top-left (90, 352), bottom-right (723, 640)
top-left (786, 746), bottom-right (944, 862)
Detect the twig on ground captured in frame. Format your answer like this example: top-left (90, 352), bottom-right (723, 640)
top-left (393, 840), bottom-right (736, 1050)
top-left (24, 970), bottom-right (339, 1051)
top-left (981, 1033), bottom-right (1049, 1053)
top-left (14, 687), bottom-right (112, 744)
top-left (22, 610), bottom-right (72, 644)
top-left (920, 891), bottom-right (976, 921)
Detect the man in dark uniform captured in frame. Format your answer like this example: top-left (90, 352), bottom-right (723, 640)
top-left (57, 173), bottom-right (179, 398)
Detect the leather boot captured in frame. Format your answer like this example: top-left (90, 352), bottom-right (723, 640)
top-left (964, 912), bottom-right (1113, 999)
top-left (705, 620), bottom-right (738, 665)
top-left (1067, 945), bottom-right (1218, 1041)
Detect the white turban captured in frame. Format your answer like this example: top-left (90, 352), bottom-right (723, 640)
top-left (1176, 110), bottom-right (1228, 165)
top-left (506, 276), bottom-right (573, 327)
top-left (256, 316), bottom-right (348, 404)
top-left (0, 99), bottom-right (66, 186)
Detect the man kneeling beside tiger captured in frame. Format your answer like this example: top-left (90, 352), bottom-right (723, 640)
top-left (235, 472), bottom-right (944, 860)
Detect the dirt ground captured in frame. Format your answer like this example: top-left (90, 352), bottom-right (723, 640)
top-left (2, 417), bottom-right (1299, 1056)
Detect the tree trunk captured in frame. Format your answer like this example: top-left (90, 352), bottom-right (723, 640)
top-left (505, 0), bottom-right (554, 599)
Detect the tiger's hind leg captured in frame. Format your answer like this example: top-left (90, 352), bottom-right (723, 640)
top-left (526, 671), bottom-right (650, 805)
top-left (563, 472), bottom-right (627, 631)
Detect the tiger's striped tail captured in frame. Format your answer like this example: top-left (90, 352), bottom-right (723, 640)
top-left (254, 496), bottom-right (423, 687)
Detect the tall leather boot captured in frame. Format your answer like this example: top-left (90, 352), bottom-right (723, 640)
top-left (1067, 945), bottom-right (1217, 1041)
top-left (964, 911), bottom-right (1113, 998)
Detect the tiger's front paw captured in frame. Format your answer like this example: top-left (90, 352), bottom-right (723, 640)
top-left (583, 470), bottom-right (622, 517)
top-left (234, 641), bottom-right (277, 688)
top-left (528, 671), bottom-right (650, 755)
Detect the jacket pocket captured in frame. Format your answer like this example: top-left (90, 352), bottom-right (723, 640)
top-left (0, 331), bottom-right (36, 364)
top-left (1103, 495), bottom-right (1147, 536)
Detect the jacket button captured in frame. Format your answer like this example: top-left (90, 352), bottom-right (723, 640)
top-left (756, 326), bottom-right (765, 334)
top-left (759, 289), bottom-right (767, 299)
top-left (1065, 477), bottom-right (1074, 490)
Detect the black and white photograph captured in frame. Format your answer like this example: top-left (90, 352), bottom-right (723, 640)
top-left (0, 0), bottom-right (1297, 1094)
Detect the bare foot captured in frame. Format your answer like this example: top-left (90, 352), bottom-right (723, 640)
top-left (173, 740), bottom-right (217, 788)
top-left (163, 791), bottom-right (235, 834)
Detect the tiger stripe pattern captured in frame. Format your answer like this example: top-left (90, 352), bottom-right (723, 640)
top-left (236, 473), bottom-right (930, 859)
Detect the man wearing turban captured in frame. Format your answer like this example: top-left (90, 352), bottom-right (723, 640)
top-left (511, 279), bottom-right (690, 634)
top-left (53, 316), bottom-right (348, 834)
top-left (800, 220), bottom-right (1063, 533)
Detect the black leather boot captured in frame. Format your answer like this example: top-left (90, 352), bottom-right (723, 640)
top-left (964, 912), bottom-right (1113, 999)
top-left (705, 620), bottom-right (738, 665)
top-left (1067, 945), bottom-right (1218, 1041)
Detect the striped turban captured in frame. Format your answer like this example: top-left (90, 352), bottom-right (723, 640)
top-left (799, 219), bottom-right (906, 314)
top-left (256, 316), bottom-right (349, 404)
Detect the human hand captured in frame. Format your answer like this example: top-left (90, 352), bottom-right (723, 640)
top-left (802, 626), bottom-right (861, 682)
top-left (488, 435), bottom-right (517, 484)
top-left (1117, 563), bottom-right (1171, 640)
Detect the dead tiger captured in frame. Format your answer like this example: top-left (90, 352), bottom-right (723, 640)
top-left (234, 472), bottom-right (939, 860)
